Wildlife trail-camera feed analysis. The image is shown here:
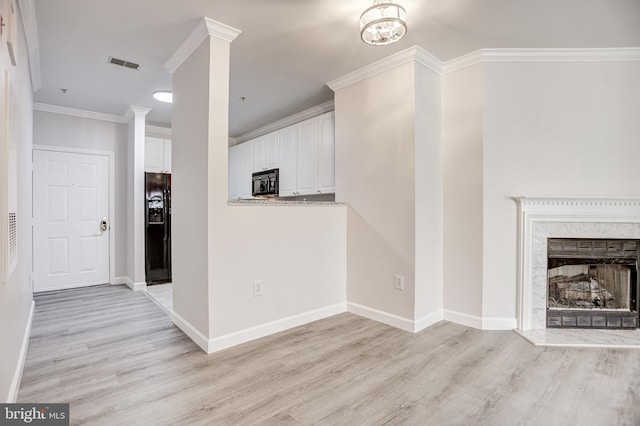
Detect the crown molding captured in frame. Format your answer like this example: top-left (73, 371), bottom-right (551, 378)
top-left (124, 105), bottom-right (151, 122)
top-left (441, 50), bottom-right (483, 74)
top-left (33, 102), bottom-right (128, 123)
top-left (443, 47), bottom-right (640, 74)
top-left (16, 0), bottom-right (41, 91)
top-left (165, 17), bottom-right (242, 74)
top-left (327, 45), bottom-right (441, 91)
top-left (233, 100), bottom-right (334, 145)
top-left (146, 125), bottom-right (172, 138)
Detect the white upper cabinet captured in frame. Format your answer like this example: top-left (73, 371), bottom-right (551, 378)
top-left (279, 111), bottom-right (335, 197)
top-left (317, 112), bottom-right (335, 194)
top-left (253, 131), bottom-right (280, 172)
top-left (228, 141), bottom-right (253, 200)
top-left (278, 126), bottom-right (298, 197)
top-left (296, 117), bottom-right (319, 195)
top-left (145, 137), bottom-right (172, 173)
top-left (229, 110), bottom-right (335, 199)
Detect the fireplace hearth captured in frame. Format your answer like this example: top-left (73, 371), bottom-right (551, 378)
top-left (547, 238), bottom-right (639, 329)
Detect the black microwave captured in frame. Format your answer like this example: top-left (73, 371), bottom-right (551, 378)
top-left (252, 169), bottom-right (279, 197)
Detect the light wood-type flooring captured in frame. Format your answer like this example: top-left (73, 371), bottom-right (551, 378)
top-left (19, 285), bottom-right (640, 425)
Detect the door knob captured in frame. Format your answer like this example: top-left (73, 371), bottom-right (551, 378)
top-left (100, 217), bottom-right (108, 232)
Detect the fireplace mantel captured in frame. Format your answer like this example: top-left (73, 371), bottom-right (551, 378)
top-left (515, 196), bottom-right (640, 331)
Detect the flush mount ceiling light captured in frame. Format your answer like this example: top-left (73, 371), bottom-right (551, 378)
top-left (153, 91), bottom-right (173, 103)
top-left (360, 0), bottom-right (407, 46)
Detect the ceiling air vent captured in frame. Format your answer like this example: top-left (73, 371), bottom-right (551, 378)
top-left (108, 56), bottom-right (140, 70)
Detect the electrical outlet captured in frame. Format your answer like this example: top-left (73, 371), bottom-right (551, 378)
top-left (253, 280), bottom-right (264, 297)
top-left (394, 274), bottom-right (404, 291)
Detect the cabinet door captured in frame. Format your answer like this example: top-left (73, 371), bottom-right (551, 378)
top-left (145, 137), bottom-right (165, 173)
top-left (296, 117), bottom-right (319, 195)
top-left (317, 112), bottom-right (335, 194)
top-left (265, 131), bottom-right (280, 170)
top-left (228, 145), bottom-right (241, 199)
top-left (163, 139), bottom-right (172, 173)
top-left (238, 141), bottom-right (254, 199)
top-left (253, 136), bottom-right (267, 172)
top-left (278, 125), bottom-right (298, 197)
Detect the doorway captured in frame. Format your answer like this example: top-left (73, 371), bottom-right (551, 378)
top-left (33, 148), bottom-right (112, 292)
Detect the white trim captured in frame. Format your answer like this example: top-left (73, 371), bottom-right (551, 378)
top-left (165, 17), bottom-right (241, 74)
top-left (347, 302), bottom-right (415, 333)
top-left (442, 47), bottom-right (640, 74)
top-left (171, 311), bottom-right (210, 353)
top-left (482, 317), bottom-right (517, 330)
top-left (232, 100), bottom-right (335, 145)
top-left (123, 105), bottom-right (151, 123)
top-left (327, 45), bottom-right (440, 91)
top-left (515, 196), bottom-right (640, 331)
top-left (441, 50), bottom-right (483, 74)
top-left (125, 278), bottom-right (146, 292)
top-left (207, 303), bottom-right (346, 353)
top-left (33, 103), bottom-right (128, 124)
top-left (32, 145), bottom-right (117, 291)
top-left (443, 309), bottom-right (483, 329)
top-left (16, 0), bottom-right (41, 91)
top-left (113, 276), bottom-right (145, 291)
top-left (8, 300), bottom-right (34, 403)
top-left (146, 125), bottom-right (172, 138)
top-left (414, 310), bottom-right (444, 333)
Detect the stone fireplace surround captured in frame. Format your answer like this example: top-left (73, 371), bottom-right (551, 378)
top-left (515, 197), bottom-right (640, 347)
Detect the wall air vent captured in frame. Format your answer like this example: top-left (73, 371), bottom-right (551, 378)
top-left (108, 56), bottom-right (140, 70)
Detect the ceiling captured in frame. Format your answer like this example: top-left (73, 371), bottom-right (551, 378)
top-left (32, 0), bottom-right (640, 137)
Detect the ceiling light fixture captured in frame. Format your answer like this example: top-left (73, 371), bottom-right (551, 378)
top-left (360, 0), bottom-right (407, 46)
top-left (153, 91), bottom-right (173, 103)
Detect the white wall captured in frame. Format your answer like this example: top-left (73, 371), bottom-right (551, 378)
top-left (171, 32), bottom-right (347, 352)
top-left (32, 111), bottom-right (129, 278)
top-left (414, 62), bottom-right (443, 322)
top-left (482, 60), bottom-right (640, 322)
top-left (0, 9), bottom-right (34, 402)
top-left (442, 64), bottom-right (484, 320)
top-left (334, 57), bottom-right (444, 327)
top-left (172, 40), bottom-right (213, 337)
top-left (335, 63), bottom-right (417, 320)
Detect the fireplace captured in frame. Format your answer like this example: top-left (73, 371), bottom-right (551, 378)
top-left (546, 238), bottom-right (639, 329)
top-left (515, 196), bottom-right (640, 332)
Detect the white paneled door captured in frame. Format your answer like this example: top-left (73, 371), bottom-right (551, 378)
top-left (33, 150), bottom-right (110, 292)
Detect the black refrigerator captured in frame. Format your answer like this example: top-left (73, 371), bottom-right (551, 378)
top-left (145, 173), bottom-right (171, 284)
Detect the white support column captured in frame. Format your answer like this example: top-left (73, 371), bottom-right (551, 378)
top-left (127, 105), bottom-right (150, 291)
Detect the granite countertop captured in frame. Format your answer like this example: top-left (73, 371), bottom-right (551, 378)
top-left (228, 199), bottom-right (346, 206)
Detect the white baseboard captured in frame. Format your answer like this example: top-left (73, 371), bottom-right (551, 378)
top-left (482, 317), bottom-right (517, 330)
top-left (443, 309), bottom-right (517, 330)
top-left (171, 303), bottom-right (347, 354)
top-left (347, 302), bottom-right (415, 332)
top-left (208, 303), bottom-right (347, 353)
top-left (171, 311), bottom-right (210, 353)
top-left (414, 310), bottom-right (444, 332)
top-left (117, 276), bottom-right (146, 292)
top-left (443, 309), bottom-right (483, 329)
top-left (8, 300), bottom-right (35, 403)
top-left (347, 303), bottom-right (443, 333)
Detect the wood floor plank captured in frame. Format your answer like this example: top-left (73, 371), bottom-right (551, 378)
top-left (18, 285), bottom-right (640, 425)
